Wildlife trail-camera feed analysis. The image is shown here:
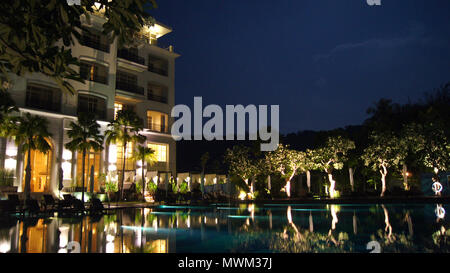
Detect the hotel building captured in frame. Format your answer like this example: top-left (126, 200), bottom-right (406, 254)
top-left (0, 12), bottom-right (179, 197)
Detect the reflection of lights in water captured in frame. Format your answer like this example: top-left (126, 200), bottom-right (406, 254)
top-left (0, 240), bottom-right (11, 253)
top-left (106, 242), bottom-right (115, 253)
top-left (248, 204), bottom-right (255, 220)
top-left (59, 226), bottom-right (69, 248)
top-left (106, 234), bottom-right (115, 242)
top-left (204, 216), bottom-right (206, 224)
top-left (153, 219), bottom-right (158, 231)
top-left (287, 206), bottom-right (293, 224)
top-left (187, 215), bottom-right (190, 228)
top-left (215, 218), bottom-right (218, 224)
top-left (330, 205), bottom-right (339, 230)
top-left (435, 205), bottom-right (446, 219)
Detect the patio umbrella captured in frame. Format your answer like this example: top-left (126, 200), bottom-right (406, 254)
top-left (89, 165), bottom-right (94, 193)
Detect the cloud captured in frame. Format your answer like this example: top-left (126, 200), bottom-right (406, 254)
top-left (313, 24), bottom-right (431, 62)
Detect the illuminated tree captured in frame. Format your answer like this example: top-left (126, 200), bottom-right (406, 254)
top-left (225, 145), bottom-right (260, 196)
top-left (265, 144), bottom-right (306, 198)
top-left (362, 132), bottom-right (407, 197)
top-left (405, 122), bottom-right (450, 185)
top-left (65, 113), bottom-right (104, 202)
top-left (105, 109), bottom-right (145, 200)
top-left (0, 0), bottom-right (156, 94)
top-left (132, 145), bottom-right (156, 201)
top-left (311, 136), bottom-right (355, 198)
top-left (304, 149), bottom-right (320, 193)
top-left (13, 113), bottom-right (51, 201)
top-left (0, 82), bottom-right (18, 137)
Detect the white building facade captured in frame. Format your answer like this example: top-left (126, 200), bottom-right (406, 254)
top-left (0, 13), bottom-right (179, 197)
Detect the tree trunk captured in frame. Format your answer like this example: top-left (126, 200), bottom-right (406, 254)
top-left (81, 149), bottom-right (86, 203)
top-left (402, 164), bottom-right (409, 191)
top-left (380, 164), bottom-right (387, 197)
top-left (267, 175), bottom-right (271, 192)
top-left (285, 178), bottom-right (291, 198)
top-left (306, 170), bottom-right (311, 193)
top-left (327, 173), bottom-right (336, 198)
top-left (120, 142), bottom-right (127, 201)
top-left (349, 167), bottom-right (355, 192)
top-left (353, 212), bottom-right (357, 235)
top-left (24, 147), bottom-right (32, 202)
top-left (250, 177), bottom-right (255, 196)
top-left (309, 211), bottom-right (314, 232)
top-left (142, 159), bottom-right (146, 202)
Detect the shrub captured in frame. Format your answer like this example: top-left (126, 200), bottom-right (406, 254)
top-left (0, 168), bottom-right (14, 187)
top-left (146, 182), bottom-right (157, 196)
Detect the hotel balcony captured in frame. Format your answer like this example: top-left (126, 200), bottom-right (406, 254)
top-left (115, 81), bottom-right (145, 96)
top-left (148, 65), bottom-right (168, 77)
top-left (117, 49), bottom-right (145, 65)
top-left (80, 72), bottom-right (108, 85)
top-left (147, 123), bottom-right (169, 134)
top-left (117, 49), bottom-right (147, 72)
top-left (147, 93), bottom-right (168, 104)
top-left (80, 35), bottom-right (110, 53)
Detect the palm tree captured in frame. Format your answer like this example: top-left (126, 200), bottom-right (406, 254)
top-left (0, 86), bottom-right (18, 137)
top-left (105, 109), bottom-right (145, 200)
top-left (65, 113), bottom-right (104, 203)
top-left (132, 145), bottom-right (157, 201)
top-left (14, 113), bottom-right (52, 201)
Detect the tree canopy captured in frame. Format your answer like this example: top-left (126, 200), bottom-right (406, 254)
top-left (0, 0), bottom-right (156, 94)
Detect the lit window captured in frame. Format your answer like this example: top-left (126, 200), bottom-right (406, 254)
top-left (114, 102), bottom-right (123, 119)
top-left (147, 110), bottom-right (168, 133)
top-left (148, 143), bottom-right (168, 162)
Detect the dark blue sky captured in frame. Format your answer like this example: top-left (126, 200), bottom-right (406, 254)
top-left (151, 0), bottom-right (450, 134)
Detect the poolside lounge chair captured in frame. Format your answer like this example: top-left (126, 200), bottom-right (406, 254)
top-left (71, 198), bottom-right (86, 213)
top-left (42, 194), bottom-right (59, 211)
top-left (25, 199), bottom-right (42, 215)
top-left (89, 197), bottom-right (106, 213)
top-left (0, 200), bottom-right (16, 215)
top-left (7, 194), bottom-right (24, 213)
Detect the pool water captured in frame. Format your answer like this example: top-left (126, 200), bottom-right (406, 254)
top-left (0, 203), bottom-right (449, 253)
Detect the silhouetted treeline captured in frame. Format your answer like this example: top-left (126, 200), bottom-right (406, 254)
top-left (177, 82), bottom-right (450, 176)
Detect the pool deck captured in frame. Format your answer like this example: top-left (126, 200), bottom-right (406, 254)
top-left (103, 195), bottom-right (450, 209)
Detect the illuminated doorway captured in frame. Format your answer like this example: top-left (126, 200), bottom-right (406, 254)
top-left (76, 149), bottom-right (101, 192)
top-left (22, 139), bottom-right (53, 193)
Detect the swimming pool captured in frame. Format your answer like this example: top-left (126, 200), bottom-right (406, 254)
top-left (0, 203), bottom-right (449, 253)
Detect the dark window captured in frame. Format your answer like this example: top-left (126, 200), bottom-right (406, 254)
top-left (148, 55), bottom-right (168, 76)
top-left (80, 61), bottom-right (108, 84)
top-left (80, 30), bottom-right (110, 53)
top-left (147, 83), bottom-right (168, 103)
top-left (117, 47), bottom-right (145, 65)
top-left (116, 70), bottom-right (144, 95)
top-left (25, 84), bottom-right (61, 112)
top-left (77, 94), bottom-right (107, 120)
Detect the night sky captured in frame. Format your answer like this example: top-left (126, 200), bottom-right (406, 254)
top-left (151, 0), bottom-right (450, 134)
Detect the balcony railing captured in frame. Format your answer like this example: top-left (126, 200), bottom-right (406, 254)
top-left (115, 81), bottom-right (144, 95)
top-left (80, 36), bottom-right (110, 53)
top-left (77, 106), bottom-right (106, 120)
top-left (147, 123), bottom-right (169, 134)
top-left (147, 93), bottom-right (168, 104)
top-left (25, 99), bottom-right (61, 113)
top-left (148, 64), bottom-right (168, 76)
top-left (117, 49), bottom-right (145, 65)
top-left (80, 72), bottom-right (108, 85)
